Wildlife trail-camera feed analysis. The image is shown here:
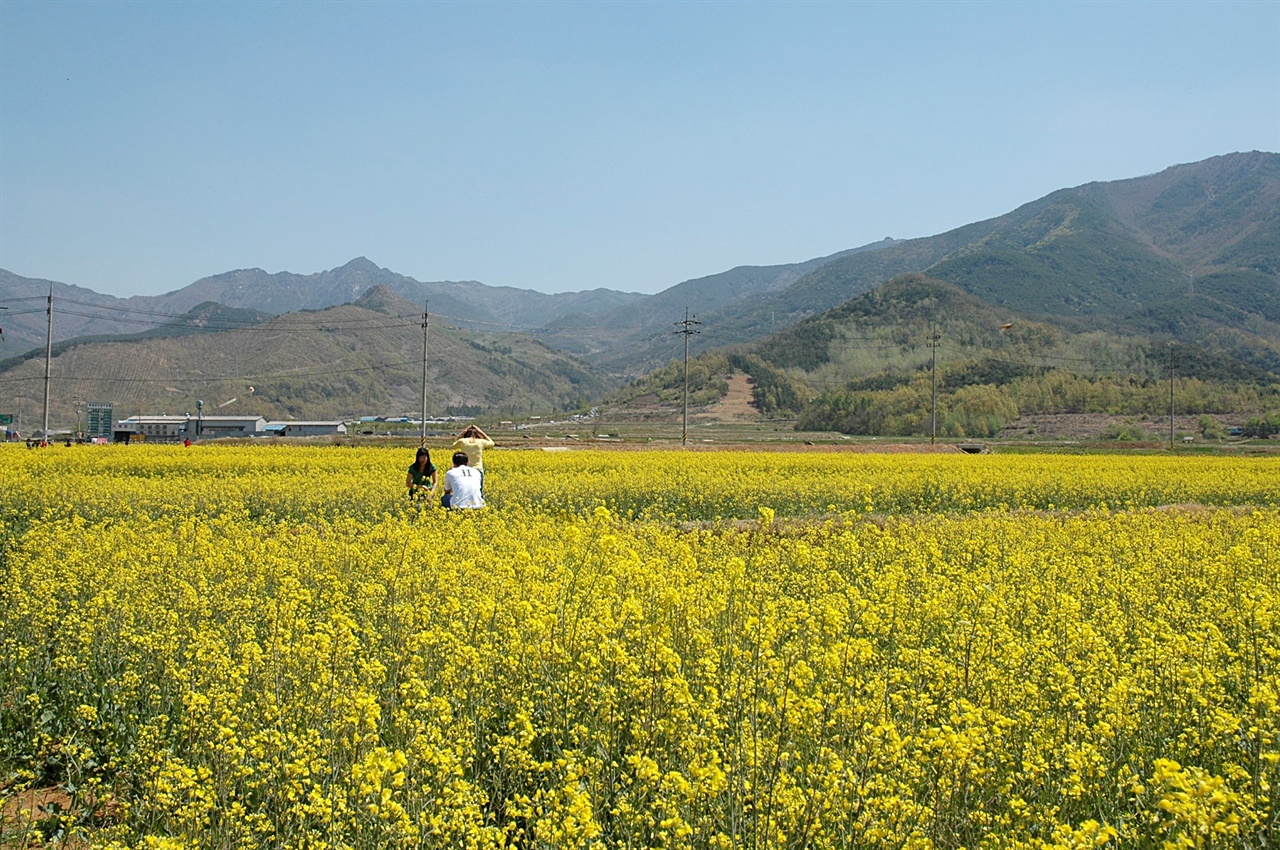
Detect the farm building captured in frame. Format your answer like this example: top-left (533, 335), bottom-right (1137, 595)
top-left (264, 421), bottom-right (348, 437)
top-left (116, 414), bottom-right (267, 442)
top-left (192, 415), bottom-right (268, 438)
top-left (116, 415), bottom-right (189, 442)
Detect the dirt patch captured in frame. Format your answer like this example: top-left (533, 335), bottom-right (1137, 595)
top-left (1, 786), bottom-right (118, 848)
top-left (998, 412), bottom-right (1246, 442)
top-left (2, 787), bottom-right (72, 847)
top-left (504, 437), bottom-right (963, 453)
top-left (669, 441), bottom-right (962, 453)
top-left (694, 372), bottom-right (758, 421)
top-left (360, 410), bottom-right (1273, 454)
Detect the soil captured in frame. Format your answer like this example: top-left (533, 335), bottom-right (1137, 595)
top-left (274, 381), bottom-right (1273, 454)
top-left (997, 412), bottom-right (1248, 443)
top-left (0, 784), bottom-right (120, 847)
top-left (694, 372), bottom-right (759, 421)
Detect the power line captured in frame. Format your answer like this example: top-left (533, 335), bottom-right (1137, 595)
top-left (935, 341), bottom-right (1100, 365)
top-left (17, 294), bottom-right (730, 339)
top-left (5, 290), bottom-right (1234, 434)
top-left (58, 295), bottom-right (416, 324)
top-left (0, 358), bottom-right (423, 387)
top-left (934, 343), bottom-right (1136, 377)
top-left (25, 301), bottom-right (640, 337)
top-left (697, 332), bottom-right (758, 345)
top-left (48, 306), bottom-right (422, 333)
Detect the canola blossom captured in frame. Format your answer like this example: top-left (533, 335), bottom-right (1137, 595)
top-left (0, 444), bottom-right (1277, 848)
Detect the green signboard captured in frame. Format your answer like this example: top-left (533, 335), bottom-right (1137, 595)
top-left (0, 414), bottom-right (13, 425)
top-left (87, 403), bottom-right (113, 439)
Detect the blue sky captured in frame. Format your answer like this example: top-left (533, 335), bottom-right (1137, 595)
top-left (2, 0), bottom-right (1277, 297)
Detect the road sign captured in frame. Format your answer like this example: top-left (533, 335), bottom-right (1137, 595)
top-left (0, 414), bottom-right (13, 425)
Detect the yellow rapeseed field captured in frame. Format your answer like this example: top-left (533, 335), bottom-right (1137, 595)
top-left (0, 444), bottom-right (1276, 848)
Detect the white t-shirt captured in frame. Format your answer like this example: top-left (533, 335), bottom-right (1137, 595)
top-left (444, 465), bottom-right (485, 509)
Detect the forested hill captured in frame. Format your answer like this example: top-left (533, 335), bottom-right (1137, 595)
top-left (615, 273), bottom-right (1280, 439)
top-left (687, 151), bottom-right (1279, 376)
top-left (0, 259), bottom-right (646, 359)
top-left (0, 286), bottom-right (611, 425)
top-left (3, 151), bottom-right (1276, 414)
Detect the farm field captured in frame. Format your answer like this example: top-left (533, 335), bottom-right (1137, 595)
top-left (1, 445), bottom-right (1277, 848)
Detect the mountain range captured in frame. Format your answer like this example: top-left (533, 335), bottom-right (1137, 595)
top-left (1, 151), bottom-right (1276, 427)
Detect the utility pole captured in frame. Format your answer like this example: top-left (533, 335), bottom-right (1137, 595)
top-left (1168, 342), bottom-right (1176, 450)
top-left (675, 309), bottom-right (700, 446)
top-left (42, 283), bottom-right (53, 442)
top-left (928, 326), bottom-right (941, 444)
top-left (420, 301), bottom-right (429, 445)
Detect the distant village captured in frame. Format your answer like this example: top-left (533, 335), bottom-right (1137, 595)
top-left (118, 414), bottom-right (347, 442)
top-left (3, 401), bottom-right (476, 445)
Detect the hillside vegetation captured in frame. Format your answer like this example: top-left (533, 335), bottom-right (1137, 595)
top-left (3, 152), bottom-right (1277, 428)
top-left (618, 274), bottom-right (1280, 439)
top-left (0, 287), bottom-right (608, 425)
top-left (683, 152), bottom-right (1280, 377)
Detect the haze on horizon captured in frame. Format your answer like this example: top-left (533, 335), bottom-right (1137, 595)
top-left (1, 0), bottom-right (1277, 299)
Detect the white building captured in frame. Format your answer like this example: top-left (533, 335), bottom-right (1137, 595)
top-left (194, 415), bottom-right (267, 438)
top-left (116, 415), bottom-right (189, 442)
top-left (264, 420), bottom-right (348, 437)
top-left (116, 414), bottom-right (267, 442)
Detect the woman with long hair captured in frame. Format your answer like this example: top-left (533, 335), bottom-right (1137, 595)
top-left (406, 446), bottom-right (437, 500)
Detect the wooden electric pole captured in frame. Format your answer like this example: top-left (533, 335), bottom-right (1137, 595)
top-left (675, 309), bottom-right (701, 446)
top-left (1168, 342), bottom-right (1176, 450)
top-left (928, 326), bottom-right (941, 444)
top-left (420, 301), bottom-right (429, 445)
top-left (42, 284), bottom-right (53, 441)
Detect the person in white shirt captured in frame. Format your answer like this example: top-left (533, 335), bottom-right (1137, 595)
top-left (442, 451), bottom-right (485, 510)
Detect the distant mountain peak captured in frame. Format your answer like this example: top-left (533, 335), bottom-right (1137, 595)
top-left (354, 284), bottom-right (416, 315)
top-left (337, 257), bottom-right (382, 274)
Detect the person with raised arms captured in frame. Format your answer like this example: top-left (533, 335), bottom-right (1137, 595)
top-left (452, 424), bottom-right (495, 488)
